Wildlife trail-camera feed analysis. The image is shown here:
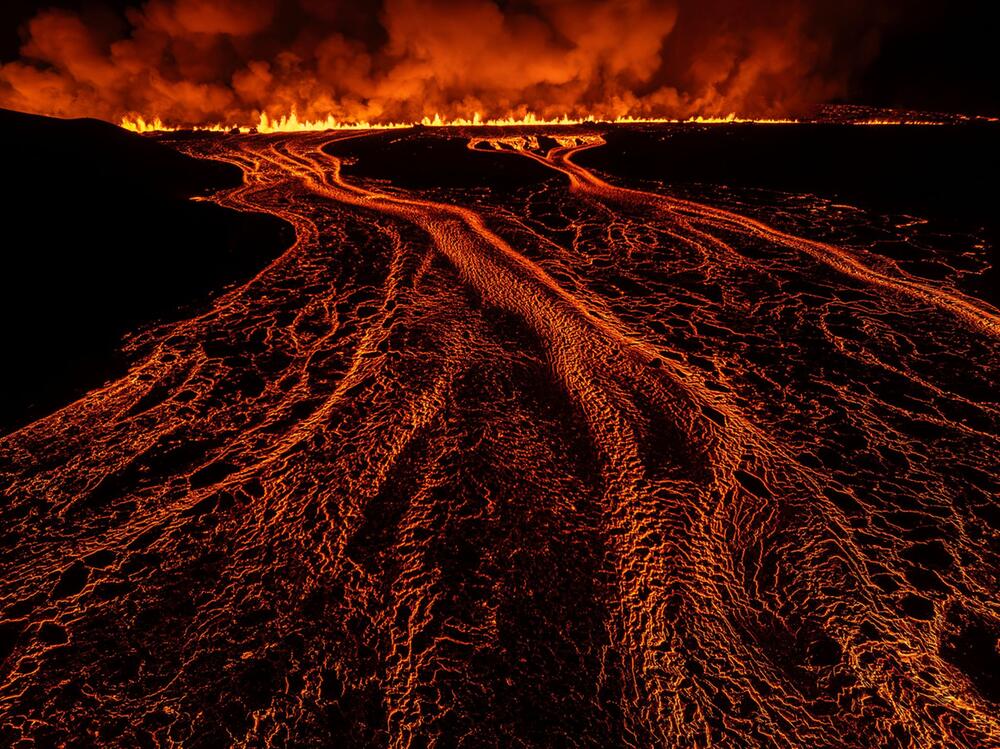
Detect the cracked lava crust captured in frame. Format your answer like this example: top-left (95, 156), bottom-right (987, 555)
top-left (1, 126), bottom-right (998, 747)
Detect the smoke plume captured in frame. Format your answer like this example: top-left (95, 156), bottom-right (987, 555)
top-left (0, 0), bottom-right (892, 125)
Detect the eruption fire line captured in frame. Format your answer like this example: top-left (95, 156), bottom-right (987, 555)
top-left (120, 111), bottom-right (803, 134)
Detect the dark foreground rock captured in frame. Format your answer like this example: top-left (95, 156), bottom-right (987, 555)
top-left (0, 108), bottom-right (292, 432)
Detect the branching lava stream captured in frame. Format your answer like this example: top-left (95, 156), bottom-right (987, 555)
top-left (1, 128), bottom-right (998, 747)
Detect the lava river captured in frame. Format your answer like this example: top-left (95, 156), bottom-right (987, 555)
top-left (1, 128), bottom-right (998, 747)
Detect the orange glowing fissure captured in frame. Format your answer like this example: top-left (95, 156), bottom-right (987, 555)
top-left (120, 111), bottom-right (806, 133)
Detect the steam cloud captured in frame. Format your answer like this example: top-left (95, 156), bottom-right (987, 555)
top-left (0, 0), bottom-right (892, 125)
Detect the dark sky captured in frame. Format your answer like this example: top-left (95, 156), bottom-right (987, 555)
top-left (850, 0), bottom-right (999, 115)
top-left (1, 0), bottom-right (997, 119)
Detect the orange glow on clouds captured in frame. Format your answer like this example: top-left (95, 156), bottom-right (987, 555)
top-left (1, 0), bottom-right (899, 128)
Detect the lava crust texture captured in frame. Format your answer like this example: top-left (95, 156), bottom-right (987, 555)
top-left (1, 126), bottom-right (998, 747)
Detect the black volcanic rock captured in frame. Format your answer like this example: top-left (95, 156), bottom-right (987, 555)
top-left (323, 129), bottom-right (555, 189)
top-left (0, 108), bottom-right (239, 197)
top-left (0, 109), bottom-right (292, 432)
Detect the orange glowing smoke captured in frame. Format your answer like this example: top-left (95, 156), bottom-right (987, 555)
top-left (0, 0), bottom-right (893, 128)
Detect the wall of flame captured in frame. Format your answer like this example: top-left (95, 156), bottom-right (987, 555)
top-left (0, 0), bottom-right (894, 128)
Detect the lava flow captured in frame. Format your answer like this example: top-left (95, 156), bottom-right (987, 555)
top-left (1, 127), bottom-right (998, 747)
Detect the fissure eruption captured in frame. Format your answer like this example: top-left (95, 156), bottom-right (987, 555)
top-left (0, 0), bottom-right (899, 128)
top-left (1, 0), bottom-right (998, 745)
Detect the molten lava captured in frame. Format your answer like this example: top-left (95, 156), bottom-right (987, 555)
top-left (1, 123), bottom-right (997, 746)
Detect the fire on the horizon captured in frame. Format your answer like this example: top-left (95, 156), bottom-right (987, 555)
top-left (119, 111), bottom-right (802, 133)
top-left (115, 108), bottom-right (980, 134)
top-left (0, 0), bottom-right (910, 128)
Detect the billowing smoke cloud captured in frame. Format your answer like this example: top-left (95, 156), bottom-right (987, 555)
top-left (0, 0), bottom-right (891, 125)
